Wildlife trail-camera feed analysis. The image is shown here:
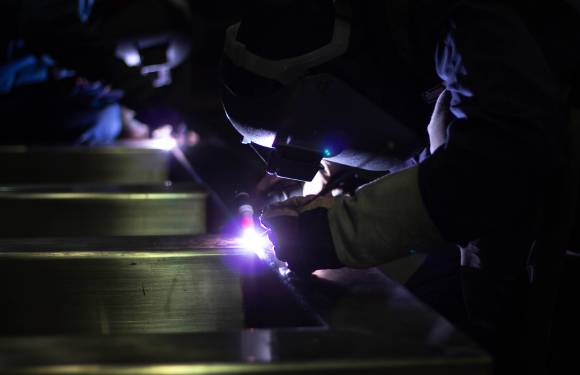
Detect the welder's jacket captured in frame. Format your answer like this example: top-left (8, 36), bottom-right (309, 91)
top-left (330, 0), bottom-right (578, 266)
top-left (328, 0), bottom-right (580, 350)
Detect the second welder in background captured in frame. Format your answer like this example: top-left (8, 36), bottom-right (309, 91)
top-left (0, 0), bottom-right (191, 145)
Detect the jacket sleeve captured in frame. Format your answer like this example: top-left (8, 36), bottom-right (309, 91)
top-left (329, 165), bottom-right (449, 268)
top-left (327, 1), bottom-right (566, 267)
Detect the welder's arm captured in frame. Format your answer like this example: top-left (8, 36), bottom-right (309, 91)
top-left (328, 89), bottom-right (451, 267)
top-left (264, 3), bottom-right (563, 273)
top-left (20, 0), bottom-right (154, 108)
top-left (328, 165), bottom-right (448, 267)
top-left (261, 166), bottom-right (448, 272)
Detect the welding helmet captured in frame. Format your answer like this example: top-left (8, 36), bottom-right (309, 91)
top-left (115, 34), bottom-right (190, 88)
top-left (106, 0), bottom-right (193, 87)
top-left (221, 0), bottom-right (422, 181)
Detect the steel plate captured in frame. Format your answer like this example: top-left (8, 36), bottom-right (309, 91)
top-left (0, 237), bottom-right (319, 334)
top-left (0, 185), bottom-right (207, 237)
top-left (0, 145), bottom-right (170, 185)
top-left (0, 236), bottom-right (490, 374)
top-left (0, 249), bottom-right (250, 334)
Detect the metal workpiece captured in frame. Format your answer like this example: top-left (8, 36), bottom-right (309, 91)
top-left (0, 248), bottom-right (247, 334)
top-left (0, 184), bottom-right (207, 237)
top-left (0, 144), bottom-right (170, 185)
top-left (0, 237), bottom-right (317, 335)
top-left (0, 332), bottom-right (489, 375)
top-left (0, 236), bottom-right (490, 374)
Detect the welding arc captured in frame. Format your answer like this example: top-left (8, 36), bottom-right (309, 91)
top-left (171, 146), bottom-right (233, 220)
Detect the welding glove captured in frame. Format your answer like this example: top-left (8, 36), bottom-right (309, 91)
top-left (262, 165), bottom-right (449, 273)
top-left (427, 89), bottom-right (452, 154)
top-left (261, 196), bottom-right (343, 275)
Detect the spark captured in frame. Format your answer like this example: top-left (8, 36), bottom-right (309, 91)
top-left (149, 137), bottom-right (177, 151)
top-left (239, 227), bottom-right (272, 260)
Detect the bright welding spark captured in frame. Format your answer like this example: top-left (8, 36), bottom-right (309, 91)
top-left (239, 227), bottom-right (272, 260)
top-left (278, 266), bottom-right (291, 277)
top-left (149, 137), bottom-right (177, 151)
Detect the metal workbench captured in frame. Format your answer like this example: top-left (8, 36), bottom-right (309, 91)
top-left (0, 236), bottom-right (490, 374)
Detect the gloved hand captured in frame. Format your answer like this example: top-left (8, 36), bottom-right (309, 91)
top-left (254, 174), bottom-right (304, 209)
top-left (427, 89), bottom-right (452, 153)
top-left (260, 196), bottom-right (344, 275)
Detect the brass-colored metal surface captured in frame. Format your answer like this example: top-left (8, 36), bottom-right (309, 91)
top-left (0, 248), bottom-right (247, 334)
top-left (0, 238), bottom-right (318, 335)
top-left (0, 235), bottom-right (241, 252)
top-left (0, 333), bottom-right (490, 375)
top-left (0, 236), bottom-right (491, 374)
top-left (0, 185), bottom-right (207, 237)
top-left (0, 145), bottom-right (170, 185)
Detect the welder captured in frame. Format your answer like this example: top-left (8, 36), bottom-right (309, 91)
top-left (0, 0), bottom-right (190, 145)
top-left (221, 0), bottom-right (580, 370)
